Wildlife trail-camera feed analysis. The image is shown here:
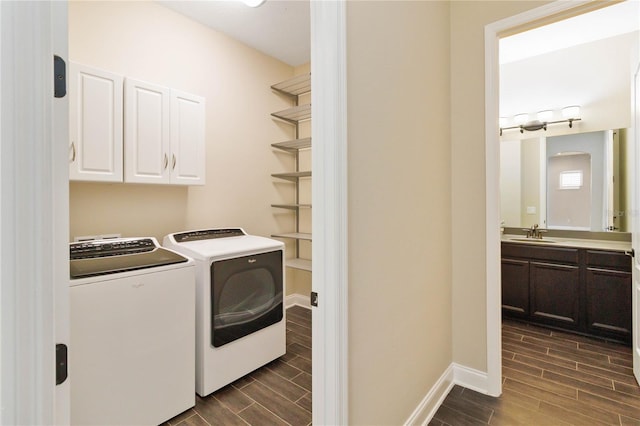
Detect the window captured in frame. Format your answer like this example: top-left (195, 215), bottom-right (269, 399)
top-left (559, 170), bottom-right (583, 189)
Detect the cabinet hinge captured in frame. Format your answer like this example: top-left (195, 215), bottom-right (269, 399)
top-left (56, 343), bottom-right (68, 385)
top-left (54, 55), bottom-right (66, 98)
top-left (310, 291), bottom-right (318, 307)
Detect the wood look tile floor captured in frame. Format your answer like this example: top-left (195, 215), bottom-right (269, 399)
top-left (432, 319), bottom-right (640, 426)
top-left (164, 305), bottom-right (312, 426)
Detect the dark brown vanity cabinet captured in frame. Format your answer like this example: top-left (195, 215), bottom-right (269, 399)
top-left (501, 242), bottom-right (631, 344)
top-left (584, 250), bottom-right (632, 342)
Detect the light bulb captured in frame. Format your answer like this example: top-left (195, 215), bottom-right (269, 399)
top-left (537, 110), bottom-right (553, 122)
top-left (562, 105), bottom-right (580, 119)
top-left (513, 113), bottom-right (529, 124)
top-left (240, 0), bottom-right (266, 7)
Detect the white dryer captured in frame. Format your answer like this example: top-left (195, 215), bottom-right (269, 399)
top-left (163, 228), bottom-right (286, 397)
top-left (69, 237), bottom-right (195, 426)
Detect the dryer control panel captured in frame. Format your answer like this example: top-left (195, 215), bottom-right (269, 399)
top-left (173, 228), bottom-right (246, 243)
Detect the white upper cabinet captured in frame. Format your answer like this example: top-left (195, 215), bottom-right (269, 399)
top-left (124, 79), bottom-right (171, 184)
top-left (124, 82), bottom-right (205, 185)
top-left (170, 90), bottom-right (206, 185)
top-left (69, 63), bottom-right (123, 182)
top-left (69, 63), bottom-right (205, 186)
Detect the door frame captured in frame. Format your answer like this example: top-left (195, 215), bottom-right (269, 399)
top-left (1, 1), bottom-right (348, 425)
top-left (310, 1), bottom-right (349, 424)
top-left (484, 0), bottom-right (635, 394)
top-left (0, 1), bottom-right (69, 424)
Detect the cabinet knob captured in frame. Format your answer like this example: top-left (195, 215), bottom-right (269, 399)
top-left (69, 142), bottom-right (76, 163)
top-left (172, 154), bottom-right (176, 170)
top-left (163, 153), bottom-right (168, 170)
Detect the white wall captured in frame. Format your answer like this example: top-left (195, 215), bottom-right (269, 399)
top-left (500, 140), bottom-right (521, 227)
top-left (68, 1), bottom-right (309, 295)
top-left (500, 31), bottom-right (638, 140)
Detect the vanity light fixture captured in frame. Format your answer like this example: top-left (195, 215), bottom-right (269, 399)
top-left (500, 105), bottom-right (581, 136)
top-left (239, 0), bottom-right (266, 7)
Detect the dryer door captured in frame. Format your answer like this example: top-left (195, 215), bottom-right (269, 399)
top-left (211, 250), bottom-right (283, 347)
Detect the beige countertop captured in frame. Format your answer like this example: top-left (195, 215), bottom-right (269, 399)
top-left (501, 234), bottom-right (632, 252)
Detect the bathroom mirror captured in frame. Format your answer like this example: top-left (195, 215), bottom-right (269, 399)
top-left (500, 129), bottom-right (630, 232)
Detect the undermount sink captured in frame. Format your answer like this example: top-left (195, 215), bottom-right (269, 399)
top-left (509, 238), bottom-right (556, 244)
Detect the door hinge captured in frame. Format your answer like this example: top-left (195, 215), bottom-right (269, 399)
top-left (53, 55), bottom-right (66, 98)
top-left (625, 248), bottom-right (635, 258)
top-left (56, 343), bottom-right (68, 385)
top-left (310, 291), bottom-right (318, 307)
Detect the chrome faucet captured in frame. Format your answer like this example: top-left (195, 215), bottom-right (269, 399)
top-left (523, 224), bottom-right (547, 239)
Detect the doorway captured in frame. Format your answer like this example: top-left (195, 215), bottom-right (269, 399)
top-left (487, 1), bottom-right (640, 395)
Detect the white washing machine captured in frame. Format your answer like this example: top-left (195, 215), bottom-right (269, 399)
top-left (69, 237), bottom-right (196, 426)
top-left (163, 228), bottom-right (285, 397)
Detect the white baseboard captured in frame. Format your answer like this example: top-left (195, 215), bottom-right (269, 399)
top-left (404, 365), bottom-right (454, 425)
top-left (404, 363), bottom-right (490, 425)
top-left (285, 293), bottom-right (311, 309)
top-left (452, 363), bottom-right (490, 395)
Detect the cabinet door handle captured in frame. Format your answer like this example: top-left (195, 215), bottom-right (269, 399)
top-left (163, 153), bottom-right (168, 170)
top-left (69, 142), bottom-right (76, 163)
top-left (172, 154), bottom-right (176, 170)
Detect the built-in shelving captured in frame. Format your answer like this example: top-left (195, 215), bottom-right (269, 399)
top-left (271, 73), bottom-right (311, 97)
top-left (271, 104), bottom-right (311, 124)
top-left (286, 258), bottom-right (312, 272)
top-left (271, 171), bottom-right (311, 181)
top-left (271, 73), bottom-right (312, 272)
top-left (271, 232), bottom-right (312, 241)
top-left (271, 137), bottom-right (312, 153)
top-left (271, 204), bottom-right (312, 210)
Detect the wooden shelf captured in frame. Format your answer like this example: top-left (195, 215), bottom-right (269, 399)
top-left (271, 204), bottom-right (312, 210)
top-left (272, 137), bottom-right (311, 153)
top-left (271, 73), bottom-right (311, 97)
top-left (271, 171), bottom-right (311, 181)
top-left (271, 104), bottom-right (311, 124)
top-left (286, 258), bottom-right (312, 272)
top-left (271, 232), bottom-right (312, 241)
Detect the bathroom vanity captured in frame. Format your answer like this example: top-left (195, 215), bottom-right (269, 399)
top-left (501, 235), bottom-right (632, 344)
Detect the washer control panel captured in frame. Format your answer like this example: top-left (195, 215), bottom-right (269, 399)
top-left (70, 238), bottom-right (157, 260)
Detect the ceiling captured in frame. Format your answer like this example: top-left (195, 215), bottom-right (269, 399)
top-left (155, 1), bottom-right (638, 71)
top-left (157, 0), bottom-right (310, 66)
top-left (500, 1), bottom-right (640, 64)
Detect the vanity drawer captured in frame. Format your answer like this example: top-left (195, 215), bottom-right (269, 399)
top-left (586, 250), bottom-right (631, 272)
top-left (501, 242), bottom-right (579, 264)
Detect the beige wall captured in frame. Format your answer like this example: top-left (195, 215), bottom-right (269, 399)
top-left (346, 2), bottom-right (452, 423)
top-left (68, 1), bottom-right (309, 294)
top-left (450, 1), bottom-right (552, 372)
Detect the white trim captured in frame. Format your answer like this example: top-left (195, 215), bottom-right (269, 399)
top-left (285, 293), bottom-right (311, 309)
top-left (484, 0), bottom-right (594, 398)
top-left (311, 1), bottom-right (348, 425)
top-left (403, 363), bottom-right (490, 426)
top-left (404, 365), bottom-right (454, 426)
top-left (452, 363), bottom-right (491, 395)
top-left (1, 3), bottom-right (60, 424)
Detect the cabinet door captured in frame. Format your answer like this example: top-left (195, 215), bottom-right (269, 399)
top-left (585, 267), bottom-right (632, 342)
top-left (530, 261), bottom-right (580, 328)
top-left (501, 258), bottom-right (530, 318)
top-left (170, 90), bottom-right (205, 185)
top-left (124, 79), bottom-right (171, 184)
top-left (69, 63), bottom-right (123, 182)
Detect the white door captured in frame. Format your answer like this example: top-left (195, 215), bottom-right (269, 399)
top-left (170, 90), bottom-right (205, 185)
top-left (69, 63), bottom-right (123, 182)
top-left (124, 78), bottom-right (171, 184)
top-left (632, 57), bottom-right (640, 384)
